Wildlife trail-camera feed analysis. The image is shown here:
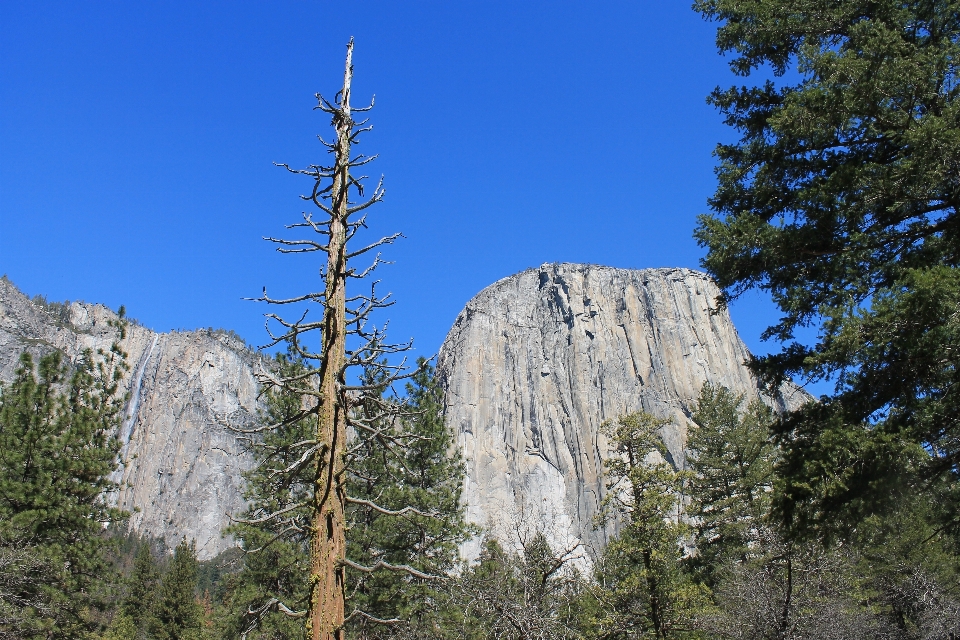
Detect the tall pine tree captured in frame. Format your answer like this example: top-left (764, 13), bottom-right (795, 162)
top-left (119, 542), bottom-right (161, 638)
top-left (693, 0), bottom-right (960, 537)
top-left (587, 412), bottom-right (709, 639)
top-left (0, 313), bottom-right (128, 638)
top-left (346, 358), bottom-right (473, 635)
top-left (686, 384), bottom-right (776, 581)
top-left (148, 539), bottom-right (205, 640)
top-left (221, 351), bottom-right (315, 639)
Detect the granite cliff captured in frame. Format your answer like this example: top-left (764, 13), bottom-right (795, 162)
top-left (0, 278), bottom-right (257, 560)
top-left (436, 263), bottom-right (808, 561)
top-left (1, 265), bottom-right (806, 561)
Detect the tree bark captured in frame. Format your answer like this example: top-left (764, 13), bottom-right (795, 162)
top-left (309, 38), bottom-right (354, 640)
top-left (642, 547), bottom-right (665, 640)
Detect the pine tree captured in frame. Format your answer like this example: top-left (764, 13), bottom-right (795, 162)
top-left (250, 38), bottom-right (431, 639)
top-left (0, 314), bottom-right (129, 637)
top-left (346, 358), bottom-right (473, 635)
top-left (685, 384), bottom-right (775, 580)
top-left (121, 542), bottom-right (161, 637)
top-left (101, 611), bottom-right (138, 640)
top-left (222, 355), bottom-right (471, 639)
top-left (693, 0), bottom-right (960, 537)
top-left (149, 539), bottom-right (204, 640)
top-left (588, 412), bottom-right (709, 639)
top-left (682, 385), bottom-right (912, 637)
top-left (220, 351), bottom-right (314, 640)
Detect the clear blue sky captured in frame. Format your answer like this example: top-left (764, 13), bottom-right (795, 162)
top-left (1, 1), bottom-right (787, 366)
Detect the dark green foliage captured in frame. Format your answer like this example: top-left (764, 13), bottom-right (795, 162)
top-left (686, 384), bottom-right (776, 579)
top-left (346, 358), bottom-right (473, 635)
top-left (684, 383), bottom-right (960, 637)
top-left (196, 547), bottom-right (242, 605)
top-left (587, 412), bottom-right (709, 639)
top-left (0, 320), bottom-right (129, 637)
top-left (219, 351), bottom-right (312, 639)
top-left (148, 539), bottom-right (205, 640)
top-left (0, 538), bottom-right (57, 640)
top-left (122, 542), bottom-right (161, 634)
top-left (693, 0), bottom-right (960, 537)
top-left (850, 503), bottom-right (960, 636)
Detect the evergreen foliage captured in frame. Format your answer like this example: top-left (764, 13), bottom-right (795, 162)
top-left (122, 542), bottom-right (161, 637)
top-left (347, 358), bottom-right (473, 634)
top-left (686, 384), bottom-right (776, 580)
top-left (0, 316), bottom-right (129, 637)
top-left (684, 383), bottom-right (960, 637)
top-left (693, 0), bottom-right (960, 536)
top-left (586, 412), bottom-right (709, 639)
top-left (220, 351), bottom-right (313, 639)
top-left (148, 539), bottom-right (205, 640)
top-left (102, 612), bottom-right (138, 640)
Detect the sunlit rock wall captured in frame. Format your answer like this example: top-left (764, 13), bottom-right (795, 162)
top-left (436, 263), bottom-right (807, 561)
top-left (0, 278), bottom-right (257, 559)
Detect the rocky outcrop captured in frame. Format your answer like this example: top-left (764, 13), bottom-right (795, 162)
top-left (0, 278), bottom-right (257, 559)
top-left (436, 263), bottom-right (807, 561)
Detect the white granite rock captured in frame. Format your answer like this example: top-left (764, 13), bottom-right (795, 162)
top-left (436, 263), bottom-right (807, 561)
top-left (0, 264), bottom-right (808, 562)
top-left (0, 278), bottom-right (257, 559)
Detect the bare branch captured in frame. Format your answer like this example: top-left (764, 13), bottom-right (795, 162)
top-left (345, 497), bottom-right (439, 519)
top-left (347, 232), bottom-right (402, 260)
top-left (230, 500), bottom-right (308, 526)
top-left (242, 598), bottom-right (307, 640)
top-left (341, 557), bottom-right (443, 581)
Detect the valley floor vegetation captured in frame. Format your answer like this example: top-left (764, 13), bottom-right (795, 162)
top-left (4, 342), bottom-right (960, 639)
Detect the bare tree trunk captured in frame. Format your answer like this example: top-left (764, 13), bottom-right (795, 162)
top-left (309, 39), bottom-right (354, 640)
top-left (642, 548), bottom-right (666, 639)
top-left (252, 35), bottom-right (424, 638)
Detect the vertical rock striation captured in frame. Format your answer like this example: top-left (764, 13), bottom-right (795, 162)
top-left (436, 263), bottom-right (807, 560)
top-left (0, 278), bottom-right (257, 559)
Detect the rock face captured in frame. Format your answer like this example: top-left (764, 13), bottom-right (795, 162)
top-left (1, 264), bottom-right (807, 562)
top-left (436, 263), bottom-right (807, 560)
top-left (0, 278), bottom-right (257, 559)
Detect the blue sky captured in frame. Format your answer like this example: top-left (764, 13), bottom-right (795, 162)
top-left (1, 2), bottom-right (788, 369)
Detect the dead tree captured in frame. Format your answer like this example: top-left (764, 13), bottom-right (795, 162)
top-left (244, 38), bottom-right (428, 640)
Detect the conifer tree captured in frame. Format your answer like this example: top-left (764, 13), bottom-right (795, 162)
top-left (346, 359), bottom-right (472, 634)
top-left (693, 0), bottom-right (960, 537)
top-left (224, 354), bottom-right (470, 638)
top-left (101, 612), bottom-right (137, 640)
top-left (120, 542), bottom-right (161, 637)
top-left (149, 539), bottom-right (204, 640)
top-left (682, 385), bottom-right (904, 637)
top-left (686, 384), bottom-right (775, 579)
top-left (588, 412), bottom-right (708, 639)
top-left (244, 38), bottom-right (459, 639)
top-left (221, 352), bottom-right (314, 639)
top-left (0, 314), bottom-right (128, 637)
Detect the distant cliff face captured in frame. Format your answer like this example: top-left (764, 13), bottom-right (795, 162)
top-left (0, 278), bottom-right (257, 560)
top-left (436, 263), bottom-right (807, 561)
top-left (1, 265), bottom-right (807, 562)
